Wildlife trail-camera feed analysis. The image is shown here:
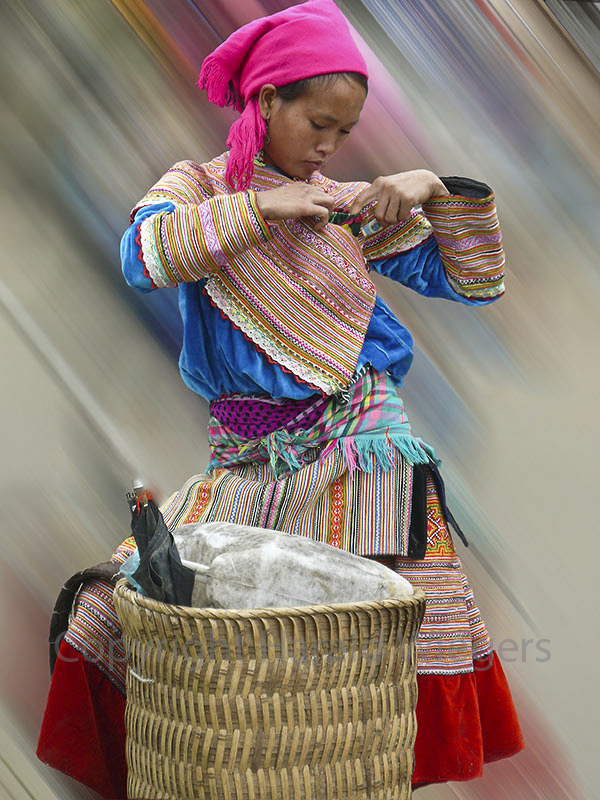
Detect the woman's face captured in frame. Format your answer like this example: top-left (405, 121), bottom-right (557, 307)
top-left (259, 76), bottom-right (367, 180)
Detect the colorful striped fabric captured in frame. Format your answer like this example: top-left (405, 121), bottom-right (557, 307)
top-left (361, 206), bottom-right (433, 261)
top-left (158, 467), bottom-right (492, 672)
top-left (131, 154), bottom-right (504, 394)
top-left (370, 471), bottom-right (492, 674)
top-left (63, 537), bottom-right (137, 693)
top-left (159, 455), bottom-right (415, 561)
top-left (420, 192), bottom-right (505, 300)
top-left (138, 190), bottom-right (270, 285)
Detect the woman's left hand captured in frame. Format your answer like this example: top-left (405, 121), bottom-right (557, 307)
top-left (348, 169), bottom-right (449, 226)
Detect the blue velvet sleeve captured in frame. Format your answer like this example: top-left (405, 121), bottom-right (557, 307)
top-left (368, 235), bottom-right (491, 307)
top-left (120, 202), bottom-right (177, 293)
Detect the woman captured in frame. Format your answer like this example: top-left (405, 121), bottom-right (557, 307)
top-left (37, 0), bottom-right (524, 795)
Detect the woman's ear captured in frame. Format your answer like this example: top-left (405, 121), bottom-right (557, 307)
top-left (258, 84), bottom-right (278, 120)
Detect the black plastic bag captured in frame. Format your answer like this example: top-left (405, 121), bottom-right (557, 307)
top-left (128, 490), bottom-right (194, 606)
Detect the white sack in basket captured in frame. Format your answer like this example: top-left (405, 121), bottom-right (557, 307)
top-left (173, 521), bottom-right (413, 609)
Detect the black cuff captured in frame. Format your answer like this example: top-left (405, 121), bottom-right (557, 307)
top-left (439, 176), bottom-right (493, 199)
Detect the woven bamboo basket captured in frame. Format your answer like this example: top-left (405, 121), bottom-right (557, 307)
top-left (114, 578), bottom-right (425, 800)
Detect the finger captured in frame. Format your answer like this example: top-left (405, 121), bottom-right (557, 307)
top-left (374, 195), bottom-right (390, 227)
top-left (306, 216), bottom-right (328, 232)
top-left (397, 197), bottom-right (415, 222)
top-left (348, 184), bottom-right (377, 215)
top-left (305, 203), bottom-right (330, 231)
top-left (313, 191), bottom-right (334, 215)
top-left (312, 196), bottom-right (334, 229)
top-left (294, 190), bottom-right (331, 220)
top-left (383, 192), bottom-right (401, 226)
top-left (375, 187), bottom-right (400, 226)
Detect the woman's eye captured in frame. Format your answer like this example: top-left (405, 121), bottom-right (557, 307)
top-left (311, 122), bottom-right (325, 130)
top-left (340, 130), bottom-right (351, 136)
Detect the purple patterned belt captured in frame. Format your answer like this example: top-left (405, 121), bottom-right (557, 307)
top-left (210, 394), bottom-right (330, 439)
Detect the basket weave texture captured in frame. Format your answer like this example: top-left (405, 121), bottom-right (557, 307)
top-left (114, 579), bottom-right (425, 800)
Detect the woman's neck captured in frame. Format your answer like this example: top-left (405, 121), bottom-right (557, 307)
top-left (255, 150), bottom-right (307, 181)
top-left (256, 150), bottom-right (289, 177)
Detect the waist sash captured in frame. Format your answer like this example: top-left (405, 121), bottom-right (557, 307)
top-left (208, 368), bottom-right (437, 479)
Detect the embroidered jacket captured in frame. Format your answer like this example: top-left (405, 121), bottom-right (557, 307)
top-left (121, 154), bottom-right (504, 398)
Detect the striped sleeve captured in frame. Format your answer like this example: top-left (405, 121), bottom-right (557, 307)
top-left (361, 207), bottom-right (433, 262)
top-left (420, 179), bottom-right (505, 301)
top-left (135, 190), bottom-right (272, 289)
top-left (129, 159), bottom-right (214, 220)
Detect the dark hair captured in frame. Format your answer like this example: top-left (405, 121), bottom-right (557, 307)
top-left (276, 71), bottom-right (368, 101)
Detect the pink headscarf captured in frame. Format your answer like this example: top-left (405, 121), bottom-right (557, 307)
top-left (198, 0), bottom-right (368, 190)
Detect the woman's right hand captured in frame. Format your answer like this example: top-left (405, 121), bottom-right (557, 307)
top-left (254, 184), bottom-right (334, 231)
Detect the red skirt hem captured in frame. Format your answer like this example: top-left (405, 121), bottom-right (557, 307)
top-left (413, 651), bottom-right (524, 785)
top-left (37, 644), bottom-right (523, 798)
top-left (37, 641), bottom-right (127, 798)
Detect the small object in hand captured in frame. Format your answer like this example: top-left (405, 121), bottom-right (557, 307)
top-left (329, 209), bottom-right (363, 236)
top-left (361, 218), bottom-right (382, 236)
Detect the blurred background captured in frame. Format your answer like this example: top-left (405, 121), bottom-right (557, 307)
top-left (1, 0), bottom-right (598, 797)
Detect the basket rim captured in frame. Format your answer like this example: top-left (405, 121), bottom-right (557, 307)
top-left (113, 578), bottom-right (426, 620)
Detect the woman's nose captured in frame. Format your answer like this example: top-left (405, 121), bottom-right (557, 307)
top-left (316, 133), bottom-right (337, 156)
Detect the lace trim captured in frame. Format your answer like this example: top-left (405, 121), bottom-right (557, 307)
top-left (205, 279), bottom-right (342, 395)
top-left (139, 214), bottom-right (177, 288)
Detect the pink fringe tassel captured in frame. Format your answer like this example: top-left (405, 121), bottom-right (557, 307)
top-left (225, 97), bottom-right (266, 190)
top-left (342, 437), bottom-right (357, 474)
top-left (197, 57), bottom-right (236, 108)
